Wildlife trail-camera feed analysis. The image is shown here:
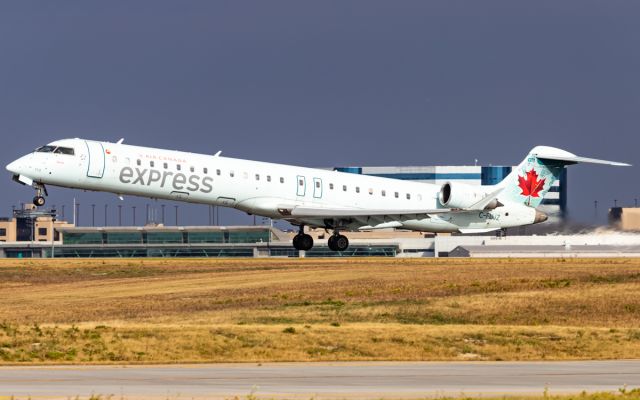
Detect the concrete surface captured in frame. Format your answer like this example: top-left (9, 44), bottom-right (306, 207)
top-left (1, 360), bottom-right (640, 399)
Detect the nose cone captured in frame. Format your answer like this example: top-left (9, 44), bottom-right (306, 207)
top-left (6, 159), bottom-right (20, 174)
top-left (534, 210), bottom-right (548, 224)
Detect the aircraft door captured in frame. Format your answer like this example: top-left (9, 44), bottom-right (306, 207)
top-left (85, 140), bottom-right (105, 178)
top-left (296, 175), bottom-right (306, 197)
top-left (313, 177), bottom-right (322, 199)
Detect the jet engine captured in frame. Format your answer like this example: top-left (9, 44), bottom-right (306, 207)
top-left (438, 182), bottom-right (500, 210)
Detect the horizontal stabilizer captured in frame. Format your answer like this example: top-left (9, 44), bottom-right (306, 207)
top-left (532, 147), bottom-right (630, 166)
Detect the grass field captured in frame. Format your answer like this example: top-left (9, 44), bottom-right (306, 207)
top-left (1, 257), bottom-right (640, 363)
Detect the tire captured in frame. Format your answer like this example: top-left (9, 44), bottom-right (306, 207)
top-left (328, 235), bottom-right (338, 251)
top-left (33, 196), bottom-right (45, 207)
top-left (298, 234), bottom-right (314, 251)
top-left (334, 234), bottom-right (349, 251)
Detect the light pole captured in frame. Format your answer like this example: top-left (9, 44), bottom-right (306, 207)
top-left (118, 205), bottom-right (122, 226)
top-left (174, 205), bottom-right (179, 226)
top-left (132, 206), bottom-right (136, 226)
top-left (104, 204), bottom-right (108, 226)
top-left (146, 204), bottom-right (150, 225)
top-left (91, 204), bottom-right (95, 227)
top-left (161, 205), bottom-right (165, 225)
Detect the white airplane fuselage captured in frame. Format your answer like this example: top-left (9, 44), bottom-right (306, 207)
top-left (6, 138), bottom-right (537, 234)
top-left (8, 138), bottom-right (628, 251)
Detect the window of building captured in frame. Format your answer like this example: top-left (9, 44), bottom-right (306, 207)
top-left (0, 228), bottom-right (6, 236)
top-left (216, 169), bottom-right (221, 176)
top-left (280, 177), bottom-right (285, 183)
top-left (255, 174), bottom-right (260, 181)
top-left (38, 227), bottom-right (47, 236)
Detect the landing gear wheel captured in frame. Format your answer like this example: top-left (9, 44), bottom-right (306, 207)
top-left (293, 233), bottom-right (314, 251)
top-left (328, 234), bottom-right (349, 251)
top-left (33, 196), bottom-right (45, 207)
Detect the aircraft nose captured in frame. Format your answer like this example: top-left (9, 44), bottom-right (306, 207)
top-left (6, 159), bottom-right (20, 174)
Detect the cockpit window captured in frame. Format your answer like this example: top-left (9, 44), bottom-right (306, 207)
top-left (54, 147), bottom-right (75, 155)
top-left (35, 145), bottom-right (56, 153)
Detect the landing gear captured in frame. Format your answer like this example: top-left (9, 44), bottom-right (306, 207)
top-left (293, 226), bottom-right (314, 251)
top-left (32, 184), bottom-right (47, 207)
top-left (33, 195), bottom-right (46, 207)
top-left (328, 233), bottom-right (349, 252)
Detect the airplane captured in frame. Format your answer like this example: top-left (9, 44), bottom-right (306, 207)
top-left (5, 139), bottom-right (629, 251)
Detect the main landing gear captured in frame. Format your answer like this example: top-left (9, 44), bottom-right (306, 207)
top-left (32, 184), bottom-right (47, 207)
top-left (292, 226), bottom-right (350, 252)
top-left (328, 232), bottom-right (349, 252)
top-left (292, 226), bottom-right (314, 251)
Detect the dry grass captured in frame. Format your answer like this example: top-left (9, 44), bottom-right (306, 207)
top-left (1, 257), bottom-right (640, 363)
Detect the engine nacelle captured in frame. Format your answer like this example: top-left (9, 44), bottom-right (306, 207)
top-left (438, 182), bottom-right (500, 210)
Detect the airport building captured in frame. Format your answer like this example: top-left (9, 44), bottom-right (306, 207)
top-left (609, 207), bottom-right (640, 231)
top-left (334, 165), bottom-right (566, 219)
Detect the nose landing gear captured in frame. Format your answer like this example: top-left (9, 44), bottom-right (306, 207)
top-left (32, 184), bottom-right (48, 207)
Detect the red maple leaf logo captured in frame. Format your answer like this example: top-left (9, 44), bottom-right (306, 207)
top-left (518, 169), bottom-right (546, 198)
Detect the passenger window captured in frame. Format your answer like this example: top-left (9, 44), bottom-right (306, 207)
top-left (216, 169), bottom-right (221, 176)
top-left (177, 164), bottom-right (181, 171)
top-left (280, 177), bottom-right (284, 183)
top-left (316, 181), bottom-right (320, 188)
top-left (382, 190), bottom-right (386, 197)
top-left (368, 188), bottom-right (373, 195)
top-left (355, 187), bottom-right (360, 193)
top-left (299, 179), bottom-right (304, 186)
top-left (406, 193), bottom-right (411, 200)
top-left (394, 192), bottom-right (399, 198)
top-left (329, 183), bottom-right (334, 190)
top-left (137, 159), bottom-right (141, 166)
top-left (255, 174), bottom-right (260, 181)
top-left (230, 171), bottom-right (235, 177)
top-left (150, 161), bottom-right (154, 167)
top-left (163, 163), bottom-right (168, 169)
top-left (203, 168), bottom-right (208, 174)
top-left (190, 166), bottom-right (195, 173)
top-left (267, 175), bottom-right (271, 182)
top-left (343, 185), bottom-right (347, 191)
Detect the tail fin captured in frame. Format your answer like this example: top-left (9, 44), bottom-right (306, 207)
top-left (497, 146), bottom-right (629, 208)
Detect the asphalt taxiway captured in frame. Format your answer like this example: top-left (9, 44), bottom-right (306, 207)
top-left (1, 360), bottom-right (639, 399)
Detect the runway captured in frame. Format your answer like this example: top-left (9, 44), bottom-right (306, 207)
top-left (1, 361), bottom-right (639, 399)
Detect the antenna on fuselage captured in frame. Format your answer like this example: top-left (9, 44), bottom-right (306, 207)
top-left (213, 151), bottom-right (222, 157)
top-left (116, 138), bottom-right (124, 144)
